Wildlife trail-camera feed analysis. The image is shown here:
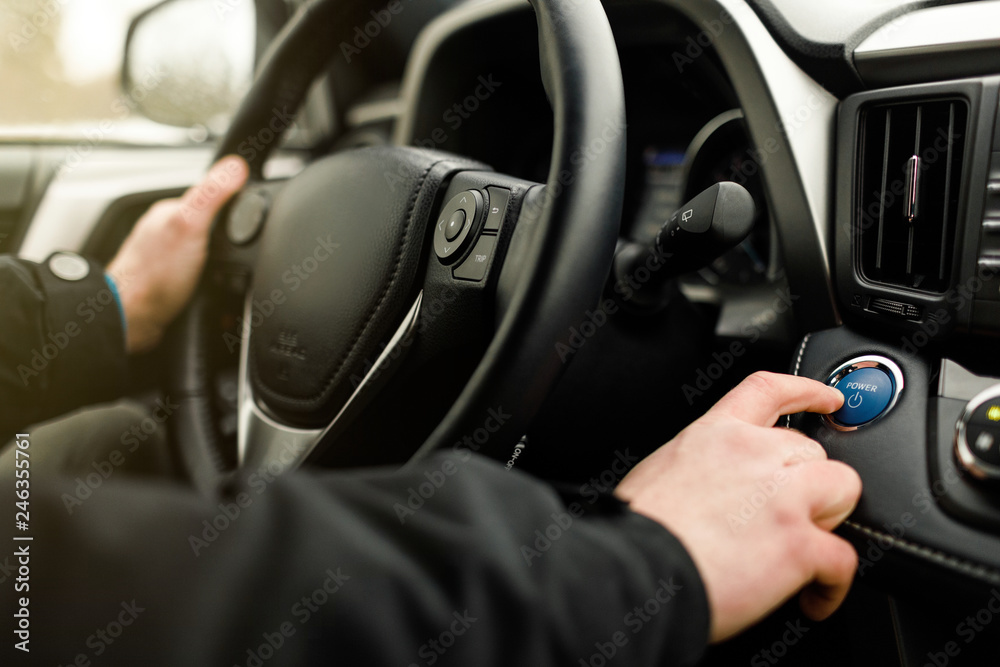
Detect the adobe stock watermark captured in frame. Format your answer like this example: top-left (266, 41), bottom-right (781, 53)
top-left (578, 578), bottom-right (683, 667)
top-left (58, 66), bottom-right (167, 176)
top-left (16, 268), bottom-right (137, 388)
top-left (520, 114), bottom-right (627, 221)
top-left (222, 235), bottom-right (340, 353)
top-left (920, 588), bottom-right (1000, 667)
top-left (750, 618), bottom-right (811, 666)
top-left (187, 437), bottom-right (308, 556)
top-left (671, 8), bottom-right (734, 72)
top-left (385, 75), bottom-right (504, 191)
top-left (893, 264), bottom-right (1000, 355)
top-left (236, 106), bottom-right (297, 164)
top-left (234, 567), bottom-right (350, 667)
top-left (178, 156), bottom-right (252, 222)
top-left (7, 0), bottom-right (72, 52)
top-left (847, 124), bottom-right (959, 244)
top-left (521, 450), bottom-right (639, 566)
top-left (726, 439), bottom-right (820, 533)
top-left (348, 284), bottom-right (460, 390)
top-left (406, 609), bottom-right (478, 667)
top-left (392, 406), bottom-right (512, 524)
top-left (339, 0), bottom-right (412, 63)
top-left (215, 0), bottom-right (248, 21)
top-left (60, 397), bottom-right (179, 515)
top-left (854, 464), bottom-right (966, 577)
top-left (55, 600), bottom-right (145, 664)
top-left (555, 244), bottom-right (673, 363)
top-left (681, 282), bottom-right (798, 405)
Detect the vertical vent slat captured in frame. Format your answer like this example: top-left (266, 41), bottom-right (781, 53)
top-left (857, 98), bottom-right (967, 294)
top-left (876, 108), bottom-right (891, 270)
top-left (939, 102), bottom-right (956, 282)
top-left (906, 105), bottom-right (922, 277)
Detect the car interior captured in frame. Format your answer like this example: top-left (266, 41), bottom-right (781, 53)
top-left (4, 0), bottom-right (1000, 664)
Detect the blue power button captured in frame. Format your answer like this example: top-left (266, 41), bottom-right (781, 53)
top-left (830, 366), bottom-right (895, 426)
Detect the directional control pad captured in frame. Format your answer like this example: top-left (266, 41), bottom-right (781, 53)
top-left (824, 356), bottom-right (904, 430)
top-left (434, 190), bottom-right (482, 263)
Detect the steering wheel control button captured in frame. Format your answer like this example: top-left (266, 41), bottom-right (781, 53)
top-left (445, 210), bottom-right (466, 241)
top-left (453, 235), bottom-right (497, 282)
top-left (484, 187), bottom-right (510, 232)
top-left (228, 189), bottom-right (270, 245)
top-left (823, 355), bottom-right (904, 431)
top-left (434, 190), bottom-right (482, 263)
top-left (48, 252), bottom-right (90, 281)
top-left (955, 386), bottom-right (1000, 481)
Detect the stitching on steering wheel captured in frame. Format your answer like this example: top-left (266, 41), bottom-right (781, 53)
top-left (260, 159), bottom-right (437, 405)
top-left (844, 520), bottom-right (1000, 585)
top-left (786, 332), bottom-right (812, 427)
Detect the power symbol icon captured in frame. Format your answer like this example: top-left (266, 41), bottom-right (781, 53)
top-left (847, 392), bottom-right (863, 409)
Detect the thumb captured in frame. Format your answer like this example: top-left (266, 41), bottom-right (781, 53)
top-left (178, 155), bottom-right (250, 227)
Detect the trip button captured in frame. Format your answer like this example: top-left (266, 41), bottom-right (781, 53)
top-left (453, 235), bottom-right (496, 282)
top-left (823, 356), bottom-right (904, 430)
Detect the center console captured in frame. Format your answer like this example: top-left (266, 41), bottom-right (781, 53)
top-left (790, 74), bottom-right (1000, 597)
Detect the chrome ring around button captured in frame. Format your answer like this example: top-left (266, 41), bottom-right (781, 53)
top-left (822, 355), bottom-right (905, 432)
top-left (954, 385), bottom-right (1000, 482)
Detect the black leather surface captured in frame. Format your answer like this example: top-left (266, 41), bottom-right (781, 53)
top-left (412, 0), bottom-right (626, 461)
top-left (249, 147), bottom-right (482, 423)
top-left (788, 327), bottom-right (1000, 592)
top-left (173, 0), bottom-right (625, 474)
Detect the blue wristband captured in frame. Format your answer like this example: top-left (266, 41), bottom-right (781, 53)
top-left (104, 273), bottom-right (127, 340)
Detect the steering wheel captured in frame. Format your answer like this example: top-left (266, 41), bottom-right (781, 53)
top-left (169, 0), bottom-right (626, 489)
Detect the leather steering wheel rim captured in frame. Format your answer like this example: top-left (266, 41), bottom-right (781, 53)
top-left (169, 0), bottom-right (626, 487)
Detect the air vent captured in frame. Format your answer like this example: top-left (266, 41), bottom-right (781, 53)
top-left (856, 99), bottom-right (968, 293)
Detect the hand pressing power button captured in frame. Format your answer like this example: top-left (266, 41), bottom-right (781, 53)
top-left (823, 356), bottom-right (904, 431)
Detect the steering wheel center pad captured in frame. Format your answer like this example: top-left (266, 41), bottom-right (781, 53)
top-left (249, 148), bottom-right (482, 425)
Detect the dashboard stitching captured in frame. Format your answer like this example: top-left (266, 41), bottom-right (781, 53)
top-left (844, 520), bottom-right (1000, 584)
top-left (786, 332), bottom-right (812, 427)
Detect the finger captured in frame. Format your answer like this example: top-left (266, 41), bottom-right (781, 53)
top-left (766, 428), bottom-right (828, 466)
top-left (710, 372), bottom-right (844, 426)
top-left (179, 155), bottom-right (250, 227)
top-left (794, 459), bottom-right (862, 531)
top-left (798, 531), bottom-right (858, 620)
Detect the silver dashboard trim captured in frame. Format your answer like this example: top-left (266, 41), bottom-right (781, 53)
top-left (856, 2), bottom-right (1000, 60)
top-left (18, 148), bottom-right (214, 262)
top-left (17, 148), bottom-right (305, 263)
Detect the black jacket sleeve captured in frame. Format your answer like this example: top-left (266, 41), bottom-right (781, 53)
top-left (2, 451), bottom-right (710, 666)
top-left (0, 254), bottom-right (127, 434)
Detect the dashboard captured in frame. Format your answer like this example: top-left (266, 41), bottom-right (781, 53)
top-left (7, 0), bottom-right (1000, 663)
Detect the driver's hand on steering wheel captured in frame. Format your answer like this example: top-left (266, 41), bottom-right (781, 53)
top-left (107, 156), bottom-right (249, 354)
top-left (616, 371), bottom-right (860, 644)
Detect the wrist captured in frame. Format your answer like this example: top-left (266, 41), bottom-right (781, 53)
top-left (107, 267), bottom-right (163, 354)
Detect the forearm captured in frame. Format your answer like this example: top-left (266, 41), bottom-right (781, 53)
top-left (0, 254), bottom-right (127, 434)
top-left (2, 452), bottom-right (709, 665)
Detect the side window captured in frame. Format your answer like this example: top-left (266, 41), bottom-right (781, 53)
top-left (0, 0), bottom-right (255, 142)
